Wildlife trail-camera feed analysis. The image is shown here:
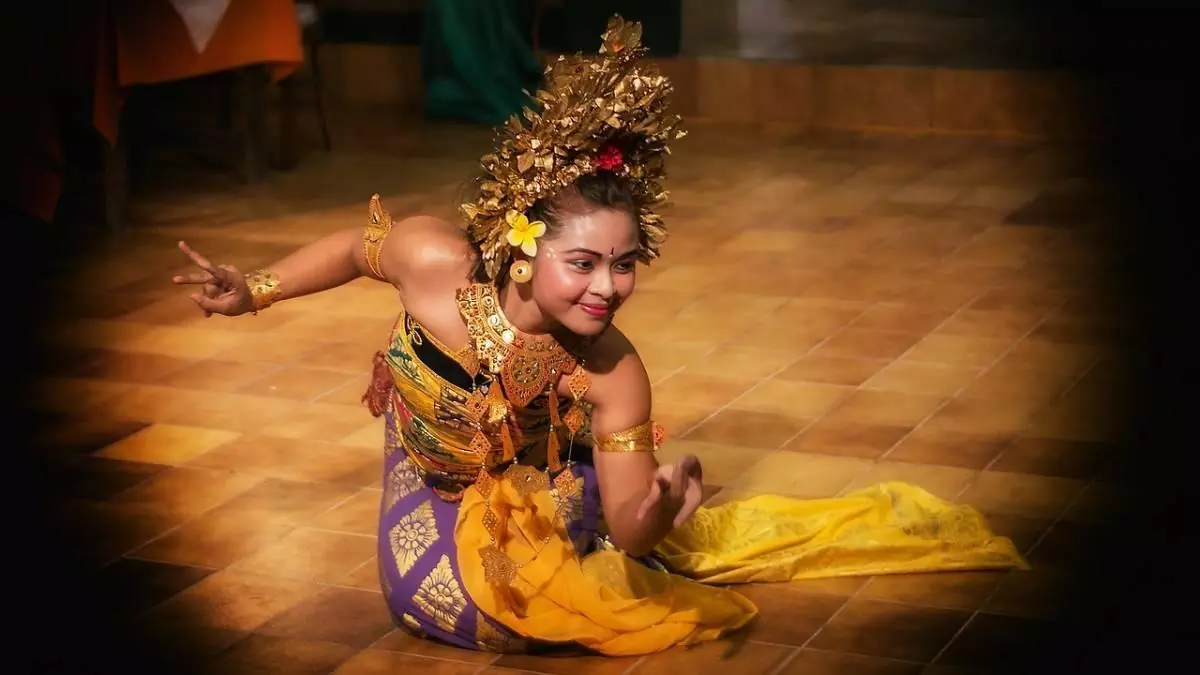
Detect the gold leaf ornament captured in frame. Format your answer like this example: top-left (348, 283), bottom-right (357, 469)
top-left (461, 15), bottom-right (686, 280)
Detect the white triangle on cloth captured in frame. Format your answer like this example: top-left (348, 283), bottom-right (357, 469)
top-left (168, 0), bottom-right (231, 54)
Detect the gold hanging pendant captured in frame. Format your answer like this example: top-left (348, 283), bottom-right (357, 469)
top-left (485, 384), bottom-right (510, 425)
top-left (552, 468), bottom-right (578, 524)
top-left (480, 545), bottom-right (518, 586)
top-left (546, 386), bottom-right (562, 473)
top-left (506, 464), bottom-right (549, 498)
top-left (564, 365), bottom-right (590, 436)
top-left (464, 390), bottom-right (488, 423)
top-left (482, 505), bottom-right (502, 540)
top-left (457, 347), bottom-right (481, 380)
top-left (499, 420), bottom-right (516, 462)
top-left (564, 404), bottom-right (587, 436)
top-left (567, 365), bottom-right (591, 401)
top-left (469, 430), bottom-right (493, 458)
top-left (546, 430), bottom-right (562, 474)
top-left (475, 468), bottom-right (495, 497)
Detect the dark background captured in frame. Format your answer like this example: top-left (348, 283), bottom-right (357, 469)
top-left (8, 1), bottom-right (1198, 673)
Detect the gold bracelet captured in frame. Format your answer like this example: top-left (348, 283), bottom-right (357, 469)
top-left (244, 269), bottom-right (282, 313)
top-left (364, 194), bottom-right (394, 279)
top-left (593, 420), bottom-right (666, 453)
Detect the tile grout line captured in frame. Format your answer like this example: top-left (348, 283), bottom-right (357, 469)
top-left (868, 284), bottom-right (1003, 463)
top-left (798, 574), bottom-right (873, 651)
top-left (934, 352), bottom-right (1106, 661)
top-left (763, 647), bottom-right (802, 675)
top-left (975, 353), bottom-right (1103, 479)
top-left (950, 343), bottom-right (1103, 505)
top-left (619, 655), bottom-right (649, 675)
top-left (341, 553), bottom-right (381, 585)
top-left (295, 525), bottom-right (377, 539)
top-left (879, 293), bottom-right (1073, 469)
top-left (1020, 473), bottom-right (1093, 563)
top-left (470, 655), bottom-right (503, 675)
top-left (655, 310), bottom-right (833, 440)
top-left (710, 303), bottom-right (880, 493)
top-left (111, 465), bottom-right (370, 560)
top-left (121, 554), bottom-right (221, 572)
top-left (305, 370), bottom-right (376, 404)
top-left (927, 609), bottom-right (979, 667)
top-left (748, 303), bottom-right (882, 452)
top-left (116, 483), bottom-right (374, 596)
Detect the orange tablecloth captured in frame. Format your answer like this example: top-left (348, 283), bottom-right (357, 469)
top-left (94, 0), bottom-right (304, 143)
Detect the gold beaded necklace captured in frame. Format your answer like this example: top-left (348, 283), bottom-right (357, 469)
top-left (452, 283), bottom-right (593, 586)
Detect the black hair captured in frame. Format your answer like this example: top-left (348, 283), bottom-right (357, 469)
top-left (468, 171), bottom-right (638, 282)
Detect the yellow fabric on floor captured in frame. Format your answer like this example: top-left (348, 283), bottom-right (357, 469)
top-left (456, 480), bottom-right (1027, 656)
top-left (657, 482), bottom-right (1030, 584)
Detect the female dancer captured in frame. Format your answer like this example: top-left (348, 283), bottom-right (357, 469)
top-left (172, 17), bottom-right (1026, 656)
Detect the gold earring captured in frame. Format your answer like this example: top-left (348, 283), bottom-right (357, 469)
top-left (510, 260), bottom-right (533, 283)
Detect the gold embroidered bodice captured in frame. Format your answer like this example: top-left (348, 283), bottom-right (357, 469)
top-left (379, 305), bottom-right (584, 500)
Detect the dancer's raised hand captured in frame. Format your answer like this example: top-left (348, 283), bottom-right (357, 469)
top-left (171, 241), bottom-right (253, 317)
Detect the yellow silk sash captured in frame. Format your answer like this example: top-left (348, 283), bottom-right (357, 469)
top-left (456, 480), bottom-right (1027, 656)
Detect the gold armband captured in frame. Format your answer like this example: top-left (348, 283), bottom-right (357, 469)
top-left (593, 421), bottom-right (666, 453)
top-left (244, 269), bottom-right (282, 313)
top-left (364, 194), bottom-right (394, 279)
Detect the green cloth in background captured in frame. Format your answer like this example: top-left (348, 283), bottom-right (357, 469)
top-left (420, 0), bottom-right (543, 126)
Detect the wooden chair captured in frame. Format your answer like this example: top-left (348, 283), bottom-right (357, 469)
top-left (278, 0), bottom-right (332, 170)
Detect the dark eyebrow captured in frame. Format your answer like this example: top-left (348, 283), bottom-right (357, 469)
top-left (565, 247), bottom-right (639, 259)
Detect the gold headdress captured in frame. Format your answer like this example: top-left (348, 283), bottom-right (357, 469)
top-left (462, 15), bottom-right (687, 281)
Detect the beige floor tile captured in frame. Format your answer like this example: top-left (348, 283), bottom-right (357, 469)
top-left (143, 569), bottom-right (323, 632)
top-left (785, 418), bottom-right (910, 459)
top-left (257, 402), bottom-right (377, 443)
top-left (109, 465), bottom-right (263, 519)
top-left (681, 345), bottom-right (800, 380)
top-left (864, 361), bottom-right (981, 396)
top-left (96, 424), bottom-right (240, 465)
top-left (237, 366), bottom-right (363, 401)
top-left (231, 528), bottom-right (377, 583)
top-left (957, 471), bottom-right (1087, 519)
top-left (731, 451), bottom-right (874, 498)
top-left (824, 389), bottom-right (945, 426)
top-left (777, 355), bottom-right (889, 386)
top-left (656, 439), bottom-right (773, 487)
top-left (841, 460), bottom-right (980, 500)
top-left (189, 435), bottom-right (378, 484)
top-left (901, 333), bottom-right (1015, 367)
top-left (730, 379), bottom-right (853, 418)
top-left (652, 373), bottom-right (758, 409)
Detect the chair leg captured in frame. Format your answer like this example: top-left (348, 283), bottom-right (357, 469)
top-left (310, 41), bottom-right (332, 152)
top-left (277, 73), bottom-right (301, 171)
top-left (232, 66), bottom-right (268, 183)
top-left (103, 134), bottom-right (128, 234)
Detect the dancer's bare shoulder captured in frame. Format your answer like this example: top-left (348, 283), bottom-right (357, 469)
top-left (578, 325), bottom-right (652, 435)
top-left (380, 215), bottom-right (477, 299)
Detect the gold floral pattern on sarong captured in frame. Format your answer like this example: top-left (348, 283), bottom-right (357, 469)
top-left (385, 457), bottom-right (424, 511)
top-left (413, 554), bottom-right (467, 632)
top-left (389, 499), bottom-right (438, 577)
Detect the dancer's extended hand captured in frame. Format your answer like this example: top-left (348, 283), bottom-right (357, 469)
top-left (635, 454), bottom-right (704, 528)
top-left (171, 241), bottom-right (253, 317)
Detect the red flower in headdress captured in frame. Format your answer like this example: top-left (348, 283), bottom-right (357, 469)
top-left (594, 145), bottom-right (624, 171)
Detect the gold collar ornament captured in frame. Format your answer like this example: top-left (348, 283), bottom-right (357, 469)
top-left (454, 283), bottom-right (592, 473)
top-left (462, 15), bottom-right (687, 281)
top-left (454, 283), bottom-right (594, 587)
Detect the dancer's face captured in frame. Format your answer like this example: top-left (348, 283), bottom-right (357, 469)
top-left (526, 206), bottom-right (639, 337)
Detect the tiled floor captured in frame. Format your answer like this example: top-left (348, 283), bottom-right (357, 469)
top-left (31, 111), bottom-right (1131, 674)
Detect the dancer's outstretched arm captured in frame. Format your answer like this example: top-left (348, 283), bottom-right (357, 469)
top-left (172, 209), bottom-right (468, 317)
